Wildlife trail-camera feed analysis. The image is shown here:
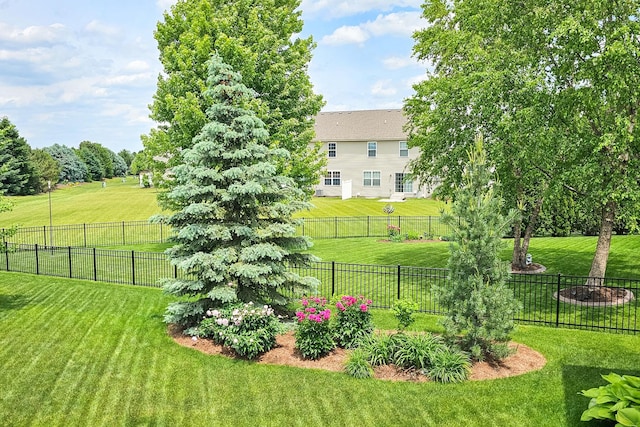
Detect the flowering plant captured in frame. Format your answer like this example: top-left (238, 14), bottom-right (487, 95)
top-left (197, 302), bottom-right (279, 359)
top-left (334, 295), bottom-right (374, 348)
top-left (387, 224), bottom-right (404, 242)
top-left (294, 296), bottom-right (335, 359)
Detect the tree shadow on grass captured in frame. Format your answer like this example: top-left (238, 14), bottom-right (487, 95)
top-left (0, 293), bottom-right (28, 312)
top-left (562, 365), bottom-right (640, 427)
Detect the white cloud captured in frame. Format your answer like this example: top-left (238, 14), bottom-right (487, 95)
top-left (124, 60), bottom-right (150, 72)
top-left (0, 22), bottom-right (68, 45)
top-left (371, 79), bottom-right (397, 96)
top-left (321, 26), bottom-right (369, 45)
top-left (406, 73), bottom-right (428, 88)
top-left (320, 12), bottom-right (424, 45)
top-left (104, 72), bottom-right (154, 87)
top-left (301, 0), bottom-right (421, 18)
top-left (84, 20), bottom-right (120, 37)
top-left (383, 56), bottom-right (419, 70)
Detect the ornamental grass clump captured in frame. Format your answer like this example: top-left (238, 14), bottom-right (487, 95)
top-left (334, 295), bottom-right (374, 348)
top-left (294, 297), bottom-right (335, 359)
top-left (197, 302), bottom-right (279, 359)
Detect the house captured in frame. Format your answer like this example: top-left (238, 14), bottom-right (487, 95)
top-left (312, 109), bottom-right (431, 199)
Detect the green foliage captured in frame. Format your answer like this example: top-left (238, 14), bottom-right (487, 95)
top-left (294, 296), bottom-right (334, 359)
top-left (392, 332), bottom-right (444, 370)
top-left (30, 149), bottom-right (61, 193)
top-left (344, 348), bottom-right (374, 379)
top-left (44, 144), bottom-right (88, 183)
top-left (359, 333), bottom-right (402, 366)
top-left (393, 298), bottom-right (418, 331)
top-left (426, 347), bottom-right (471, 384)
top-left (333, 295), bottom-right (374, 349)
top-left (0, 116), bottom-right (39, 196)
top-left (579, 373), bottom-right (640, 426)
top-left (145, 0), bottom-right (324, 196)
top-left (159, 56), bottom-right (319, 326)
top-left (437, 137), bottom-right (521, 361)
top-left (387, 224), bottom-right (403, 242)
top-left (196, 302), bottom-right (279, 359)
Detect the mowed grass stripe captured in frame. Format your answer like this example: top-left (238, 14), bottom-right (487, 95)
top-left (1, 272), bottom-right (639, 426)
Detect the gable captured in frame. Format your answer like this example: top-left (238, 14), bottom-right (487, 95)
top-left (313, 109), bottom-right (407, 142)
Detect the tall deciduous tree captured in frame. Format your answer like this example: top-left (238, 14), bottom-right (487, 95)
top-left (0, 117), bottom-right (39, 196)
top-left (158, 55), bottom-right (319, 327)
top-left (438, 136), bottom-right (520, 361)
top-left (144, 0), bottom-right (324, 198)
top-left (406, 0), bottom-right (640, 278)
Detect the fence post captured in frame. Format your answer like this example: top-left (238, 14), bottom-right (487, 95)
top-left (93, 248), bottom-right (97, 281)
top-left (131, 250), bottom-right (136, 285)
top-left (555, 274), bottom-right (562, 327)
top-left (397, 265), bottom-right (401, 300)
top-left (43, 225), bottom-right (47, 247)
top-left (68, 246), bottom-right (72, 278)
top-left (35, 244), bottom-right (39, 275)
top-left (174, 265), bottom-right (178, 279)
top-left (331, 261), bottom-right (335, 296)
top-left (4, 241), bottom-right (9, 271)
top-left (122, 222), bottom-right (126, 245)
top-left (84, 223), bottom-right (87, 247)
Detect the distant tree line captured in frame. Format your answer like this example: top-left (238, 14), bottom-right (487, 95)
top-left (0, 116), bottom-right (142, 196)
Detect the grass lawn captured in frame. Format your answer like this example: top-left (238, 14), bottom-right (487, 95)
top-left (0, 180), bottom-right (445, 228)
top-left (1, 272), bottom-right (638, 426)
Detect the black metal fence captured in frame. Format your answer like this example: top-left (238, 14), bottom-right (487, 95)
top-left (2, 243), bottom-right (637, 334)
top-left (1, 216), bottom-right (452, 247)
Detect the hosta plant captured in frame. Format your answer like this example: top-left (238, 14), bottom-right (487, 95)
top-left (579, 373), bottom-right (640, 426)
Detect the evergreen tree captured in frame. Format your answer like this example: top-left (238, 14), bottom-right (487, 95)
top-left (158, 55), bottom-right (319, 327)
top-left (0, 117), bottom-right (39, 196)
top-left (30, 149), bottom-right (61, 193)
top-left (76, 147), bottom-right (103, 182)
top-left (438, 135), bottom-right (521, 361)
top-left (44, 144), bottom-right (88, 183)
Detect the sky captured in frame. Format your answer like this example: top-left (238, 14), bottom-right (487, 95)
top-left (0, 0), bottom-right (428, 154)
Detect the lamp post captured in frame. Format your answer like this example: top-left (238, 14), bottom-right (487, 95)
top-left (48, 180), bottom-right (53, 252)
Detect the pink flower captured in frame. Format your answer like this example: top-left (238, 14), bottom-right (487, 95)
top-left (360, 304), bottom-right (368, 312)
top-left (301, 298), bottom-right (309, 307)
top-left (295, 311), bottom-right (306, 322)
top-left (306, 307), bottom-right (317, 314)
top-left (322, 309), bottom-right (331, 320)
top-left (336, 302), bottom-right (345, 311)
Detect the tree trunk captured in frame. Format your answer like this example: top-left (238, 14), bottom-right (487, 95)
top-left (511, 197), bottom-right (543, 270)
top-left (586, 201), bottom-right (616, 287)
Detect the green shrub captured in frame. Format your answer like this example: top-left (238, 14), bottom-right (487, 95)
top-left (579, 373), bottom-right (640, 425)
top-left (294, 297), bottom-right (335, 359)
top-left (393, 298), bottom-right (418, 331)
top-left (333, 295), bottom-right (374, 348)
top-left (360, 333), bottom-right (405, 366)
top-left (406, 231), bottom-right (421, 240)
top-left (392, 333), bottom-right (444, 370)
top-left (197, 302), bottom-right (279, 359)
top-left (426, 347), bottom-right (471, 383)
top-left (345, 348), bottom-right (374, 379)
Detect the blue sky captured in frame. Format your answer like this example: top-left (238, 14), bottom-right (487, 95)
top-left (0, 0), bottom-right (427, 153)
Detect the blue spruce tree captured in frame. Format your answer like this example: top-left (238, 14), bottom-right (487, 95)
top-left (158, 55), bottom-right (319, 326)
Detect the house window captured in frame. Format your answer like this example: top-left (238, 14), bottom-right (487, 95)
top-left (328, 142), bottom-right (336, 158)
top-left (324, 171), bottom-right (341, 186)
top-left (395, 173), bottom-right (413, 192)
top-left (399, 141), bottom-right (409, 157)
top-left (367, 141), bottom-right (377, 157)
top-left (363, 170), bottom-right (381, 187)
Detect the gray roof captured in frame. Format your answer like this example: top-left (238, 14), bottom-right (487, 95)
top-left (313, 109), bottom-right (407, 142)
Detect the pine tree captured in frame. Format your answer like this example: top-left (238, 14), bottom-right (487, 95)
top-left (159, 55), bottom-right (319, 327)
top-left (438, 135), bottom-right (521, 361)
